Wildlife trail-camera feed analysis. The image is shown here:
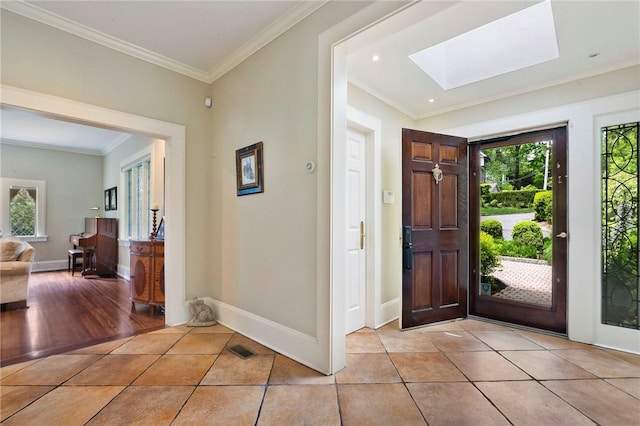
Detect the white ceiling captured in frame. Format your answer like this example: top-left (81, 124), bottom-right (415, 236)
top-left (1, 0), bottom-right (639, 153)
top-left (346, 0), bottom-right (640, 119)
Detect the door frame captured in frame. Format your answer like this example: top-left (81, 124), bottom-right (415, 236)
top-left (346, 106), bottom-right (383, 331)
top-left (469, 127), bottom-right (568, 333)
top-left (1, 84), bottom-right (189, 326)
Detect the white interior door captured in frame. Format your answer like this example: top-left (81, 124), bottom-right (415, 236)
top-left (346, 128), bottom-right (367, 334)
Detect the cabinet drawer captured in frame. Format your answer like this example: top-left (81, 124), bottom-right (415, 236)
top-left (130, 244), bottom-right (151, 255)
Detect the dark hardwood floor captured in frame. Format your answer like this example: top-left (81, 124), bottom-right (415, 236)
top-left (0, 271), bottom-right (166, 366)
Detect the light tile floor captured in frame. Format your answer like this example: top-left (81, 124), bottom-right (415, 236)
top-left (1, 319), bottom-right (639, 425)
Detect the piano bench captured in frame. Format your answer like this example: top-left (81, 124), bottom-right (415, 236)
top-left (68, 249), bottom-right (84, 276)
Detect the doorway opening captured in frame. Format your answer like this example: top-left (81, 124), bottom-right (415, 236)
top-left (1, 85), bottom-right (188, 326)
top-left (469, 127), bottom-right (567, 333)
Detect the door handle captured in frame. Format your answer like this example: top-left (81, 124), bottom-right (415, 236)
top-left (403, 226), bottom-right (413, 270)
top-left (556, 232), bottom-right (567, 239)
top-left (360, 221), bottom-right (365, 250)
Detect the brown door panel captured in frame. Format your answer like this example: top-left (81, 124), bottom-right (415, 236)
top-left (402, 128), bottom-right (468, 329)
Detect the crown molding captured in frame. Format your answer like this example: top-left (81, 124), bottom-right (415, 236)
top-left (2, 0), bottom-right (328, 84)
top-left (2, 1), bottom-right (211, 82)
top-left (0, 138), bottom-right (104, 156)
top-left (103, 133), bottom-right (134, 156)
top-left (207, 1), bottom-right (328, 83)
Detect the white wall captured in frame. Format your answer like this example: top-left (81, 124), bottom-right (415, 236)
top-left (0, 143), bottom-right (103, 270)
top-left (419, 85), bottom-right (640, 354)
top-left (348, 84), bottom-right (416, 305)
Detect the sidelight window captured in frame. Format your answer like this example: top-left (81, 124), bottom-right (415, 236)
top-left (601, 121), bottom-right (639, 329)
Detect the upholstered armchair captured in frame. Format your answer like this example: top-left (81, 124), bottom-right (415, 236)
top-left (0, 237), bottom-right (35, 308)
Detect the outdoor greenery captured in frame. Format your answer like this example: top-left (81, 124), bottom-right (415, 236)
top-left (479, 141), bottom-right (555, 297)
top-left (480, 206), bottom-right (534, 215)
top-left (479, 231), bottom-right (501, 277)
top-left (480, 219), bottom-right (503, 240)
top-left (494, 239), bottom-right (538, 259)
top-left (533, 191), bottom-right (553, 223)
top-left (483, 189), bottom-right (541, 209)
top-left (512, 220), bottom-right (544, 253)
top-left (482, 141), bottom-right (551, 190)
top-left (9, 188), bottom-right (36, 236)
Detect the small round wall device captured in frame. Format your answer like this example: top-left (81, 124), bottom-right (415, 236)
top-left (305, 161), bottom-right (315, 173)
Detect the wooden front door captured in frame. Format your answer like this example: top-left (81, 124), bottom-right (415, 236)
top-left (402, 128), bottom-right (468, 329)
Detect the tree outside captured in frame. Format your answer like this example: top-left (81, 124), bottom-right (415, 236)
top-left (10, 188), bottom-right (36, 236)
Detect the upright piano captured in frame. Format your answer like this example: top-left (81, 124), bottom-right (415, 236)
top-left (70, 218), bottom-right (118, 277)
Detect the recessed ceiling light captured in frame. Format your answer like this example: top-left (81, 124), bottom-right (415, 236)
top-left (428, 98), bottom-right (435, 103)
top-left (409, 0), bottom-right (559, 90)
top-left (372, 54), bottom-right (380, 62)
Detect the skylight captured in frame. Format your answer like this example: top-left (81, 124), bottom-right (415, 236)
top-left (409, 0), bottom-right (559, 90)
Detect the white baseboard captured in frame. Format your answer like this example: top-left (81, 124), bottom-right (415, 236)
top-left (32, 260), bottom-right (128, 279)
top-left (376, 298), bottom-right (399, 329)
top-left (32, 260), bottom-right (67, 272)
top-left (202, 297), bottom-right (328, 375)
top-left (118, 265), bottom-right (130, 280)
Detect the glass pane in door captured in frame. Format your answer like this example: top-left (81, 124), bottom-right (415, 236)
top-left (478, 140), bottom-right (553, 307)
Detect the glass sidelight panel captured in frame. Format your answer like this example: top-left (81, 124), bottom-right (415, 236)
top-left (601, 122), bottom-right (639, 329)
top-left (479, 140), bottom-right (553, 307)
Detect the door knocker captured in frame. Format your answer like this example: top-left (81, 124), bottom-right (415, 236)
top-left (432, 163), bottom-right (443, 185)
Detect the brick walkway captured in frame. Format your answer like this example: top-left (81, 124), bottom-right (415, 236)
top-left (491, 258), bottom-right (552, 306)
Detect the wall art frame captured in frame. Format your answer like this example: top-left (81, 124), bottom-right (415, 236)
top-left (236, 141), bottom-right (264, 196)
top-left (104, 186), bottom-right (117, 211)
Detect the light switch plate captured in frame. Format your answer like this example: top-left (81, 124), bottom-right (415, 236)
top-left (383, 190), bottom-right (395, 204)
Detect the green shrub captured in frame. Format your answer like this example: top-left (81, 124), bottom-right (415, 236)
top-left (533, 191), bottom-right (553, 223)
top-left (479, 231), bottom-right (501, 276)
top-left (489, 199), bottom-right (499, 207)
top-left (480, 183), bottom-right (492, 198)
top-left (543, 237), bottom-right (552, 263)
top-left (495, 239), bottom-right (539, 259)
top-left (533, 173), bottom-right (545, 189)
top-left (500, 182), bottom-right (514, 191)
top-left (480, 219), bottom-right (503, 239)
top-left (523, 184), bottom-right (538, 191)
top-left (512, 220), bottom-right (544, 252)
top-left (483, 189), bottom-right (541, 208)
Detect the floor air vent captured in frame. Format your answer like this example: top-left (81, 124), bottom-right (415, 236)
top-left (227, 344), bottom-right (255, 359)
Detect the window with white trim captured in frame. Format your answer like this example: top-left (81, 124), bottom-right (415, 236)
top-left (0, 178), bottom-right (47, 241)
top-left (121, 152), bottom-right (151, 240)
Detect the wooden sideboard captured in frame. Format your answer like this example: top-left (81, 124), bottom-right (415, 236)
top-left (129, 240), bottom-right (165, 312)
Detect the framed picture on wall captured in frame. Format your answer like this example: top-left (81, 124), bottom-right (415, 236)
top-left (104, 186), bottom-right (117, 211)
top-left (236, 141), bottom-right (264, 196)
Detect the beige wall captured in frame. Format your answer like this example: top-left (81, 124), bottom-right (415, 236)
top-left (0, 143), bottom-right (103, 263)
top-left (1, 10), bottom-right (212, 298)
top-left (210, 1), bottom-right (372, 337)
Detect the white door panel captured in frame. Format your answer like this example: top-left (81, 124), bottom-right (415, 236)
top-left (346, 128), bottom-right (366, 334)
